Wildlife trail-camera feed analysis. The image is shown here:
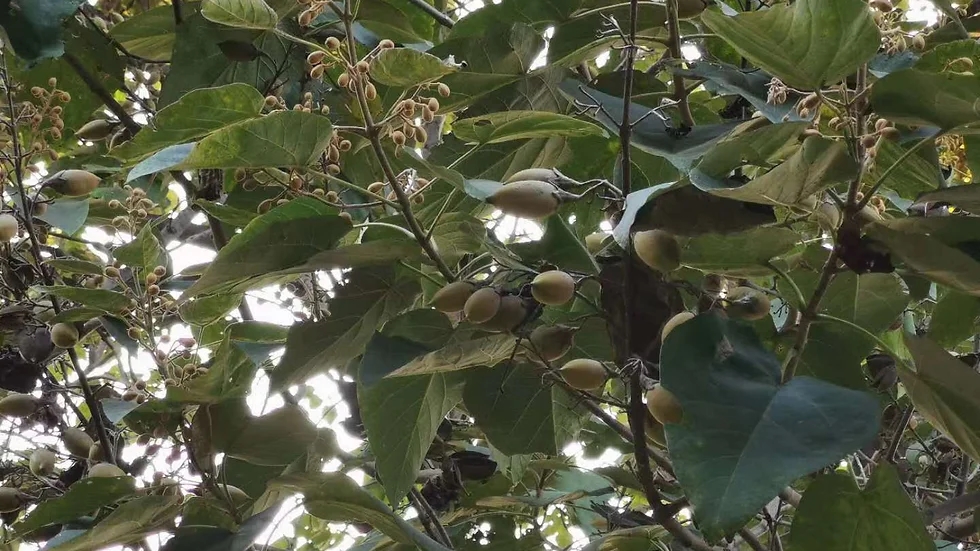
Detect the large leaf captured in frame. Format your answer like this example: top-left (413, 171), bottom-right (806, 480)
top-left (0, 0), bottom-right (84, 64)
top-left (559, 81), bottom-right (746, 170)
top-left (463, 362), bottom-right (585, 456)
top-left (900, 333), bottom-right (980, 462)
top-left (210, 401), bottom-right (320, 465)
top-left (47, 495), bottom-right (183, 551)
top-left (384, 333), bottom-right (516, 378)
top-left (929, 290), bottom-right (980, 348)
top-left (677, 61), bottom-right (803, 123)
top-left (794, 272), bottom-right (909, 389)
top-left (183, 198), bottom-right (351, 297)
top-left (38, 198), bottom-right (90, 236)
top-left (661, 312), bottom-right (880, 539)
top-left (161, 505), bottom-right (280, 551)
top-left (790, 464), bottom-right (933, 551)
top-left (128, 111), bottom-right (334, 180)
top-left (114, 224), bottom-right (166, 274)
top-left (871, 70), bottom-right (980, 131)
top-left (701, 0), bottom-right (880, 90)
top-left (915, 183), bottom-right (980, 212)
top-left (866, 222), bottom-right (980, 296)
top-left (272, 266), bottom-right (420, 390)
top-left (270, 472), bottom-right (451, 551)
top-left (166, 335), bottom-right (256, 405)
top-left (201, 0), bottom-right (278, 29)
top-left (15, 478), bottom-right (137, 535)
top-left (34, 286), bottom-right (131, 313)
top-left (358, 312), bottom-right (463, 503)
top-left (453, 111), bottom-right (605, 144)
top-left (679, 227), bottom-right (799, 276)
top-left (114, 83), bottom-right (265, 161)
top-left (370, 48), bottom-right (457, 87)
top-left (108, 5), bottom-right (176, 61)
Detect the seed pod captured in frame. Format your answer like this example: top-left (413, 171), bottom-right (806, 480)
top-left (87, 463), bottom-right (127, 478)
top-left (463, 287), bottom-right (501, 323)
top-left (856, 203), bottom-right (883, 226)
top-left (662, 311), bottom-right (695, 343)
top-left (62, 428), bottom-right (94, 457)
top-left (646, 414), bottom-right (667, 447)
top-left (504, 168), bottom-right (562, 185)
top-left (879, 126), bottom-right (900, 141)
top-left (50, 323), bottom-right (79, 348)
top-left (75, 119), bottom-right (115, 141)
top-left (431, 281), bottom-right (476, 312)
top-left (633, 230), bottom-right (681, 272)
top-left (307, 51), bottom-right (326, 65)
top-left (427, 98), bottom-right (440, 112)
top-left (647, 385), bottom-right (683, 424)
top-left (45, 169), bottom-right (101, 196)
top-left (88, 442), bottom-right (105, 462)
top-left (725, 286), bottom-right (771, 321)
top-left (480, 295), bottom-right (527, 332)
top-left (0, 213), bottom-right (18, 241)
top-left (531, 270), bottom-right (576, 306)
top-left (379, 39), bottom-right (395, 50)
top-left (337, 72), bottom-right (351, 88)
top-left (367, 182), bottom-right (386, 194)
top-left (326, 37), bottom-right (341, 50)
top-left (325, 190), bottom-right (339, 202)
top-left (0, 393), bottom-right (39, 417)
top-left (585, 232), bottom-right (607, 254)
top-left (0, 488), bottom-right (23, 513)
top-left (153, 265), bottom-right (167, 277)
top-left (365, 83), bottom-right (378, 100)
top-left (391, 130), bottom-right (407, 146)
top-left (30, 449), bottom-right (57, 476)
top-left (529, 325), bottom-right (576, 362)
top-left (415, 126), bottom-right (428, 144)
top-left (437, 83), bottom-right (451, 97)
top-left (870, 0), bottom-right (893, 11)
top-left (677, 0), bottom-right (709, 18)
top-left (560, 358), bottom-right (607, 390)
top-left (486, 180), bottom-right (564, 219)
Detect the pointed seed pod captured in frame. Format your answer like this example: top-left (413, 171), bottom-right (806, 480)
top-left (87, 463), bottom-right (127, 478)
top-left (75, 119), bottom-right (115, 141)
top-left (46, 169), bottom-right (100, 196)
top-left (0, 393), bottom-right (39, 417)
top-left (486, 180), bottom-right (564, 219)
top-left (560, 359), bottom-right (607, 390)
top-left (633, 230), bottom-right (681, 272)
top-left (531, 270), bottom-right (576, 306)
top-left (431, 281), bottom-right (476, 312)
top-left (463, 287), bottom-right (501, 323)
top-left (647, 385), bottom-right (683, 424)
top-left (30, 449), bottom-right (56, 476)
top-left (480, 295), bottom-right (527, 332)
top-left (0, 214), bottom-right (18, 241)
top-left (529, 325), bottom-right (576, 362)
top-left (50, 323), bottom-right (79, 348)
top-left (62, 428), bottom-right (94, 457)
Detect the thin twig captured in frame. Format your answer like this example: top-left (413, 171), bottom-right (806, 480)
top-left (738, 528), bottom-right (766, 551)
top-left (410, 487), bottom-right (454, 548)
top-left (404, 0), bottom-right (455, 28)
top-left (884, 404), bottom-right (913, 464)
top-left (781, 250), bottom-right (838, 383)
top-left (62, 52), bottom-right (141, 135)
top-left (664, 0), bottom-right (694, 127)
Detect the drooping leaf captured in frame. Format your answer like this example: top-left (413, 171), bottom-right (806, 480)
top-left (114, 224), bottom-right (166, 274)
top-left (46, 495), bottom-right (183, 551)
top-left (108, 5), bottom-right (176, 61)
top-left (866, 222), bottom-right (980, 296)
top-left (871, 70), bottom-right (980, 131)
top-left (201, 0), bottom-right (279, 29)
top-left (183, 198), bottom-right (351, 297)
top-left (463, 362), bottom-right (586, 456)
top-left (272, 266), bottom-right (420, 390)
top-left (370, 48), bottom-right (457, 87)
top-left (931, 290), bottom-right (980, 348)
top-left (38, 198), bottom-right (90, 235)
top-left (453, 111), bottom-right (605, 144)
top-left (384, 333), bottom-right (516, 378)
top-left (270, 472), bottom-right (451, 551)
top-left (661, 312), bottom-right (880, 539)
top-left (44, 259), bottom-right (105, 276)
top-left (900, 333), bottom-right (980, 462)
top-left (679, 227), bottom-right (799, 276)
top-left (114, 83), bottom-right (265, 161)
top-left (701, 0), bottom-right (881, 90)
top-left (160, 504), bottom-right (280, 551)
top-left (210, 401), bottom-right (319, 465)
top-left (358, 314), bottom-right (463, 503)
top-left (915, 183), bottom-right (980, 212)
top-left (0, 0), bottom-right (85, 64)
top-left (179, 293), bottom-right (244, 326)
top-left (677, 61), bottom-right (804, 123)
top-left (790, 464), bottom-right (934, 551)
top-left (15, 478), bottom-right (138, 536)
top-left (166, 335), bottom-right (256, 405)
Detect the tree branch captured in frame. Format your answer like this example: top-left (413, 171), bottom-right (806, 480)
top-left (923, 490), bottom-right (980, 525)
top-left (884, 404), bottom-right (913, 463)
top-left (404, 0), bottom-right (454, 28)
top-left (781, 249), bottom-right (838, 383)
top-left (62, 52), bottom-right (141, 135)
top-left (664, 0), bottom-right (694, 127)
top-left (409, 487), bottom-right (454, 549)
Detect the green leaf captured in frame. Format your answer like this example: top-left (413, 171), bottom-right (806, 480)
top-left (166, 336), bottom-right (256, 405)
top-left (0, 0), bottom-right (84, 64)
top-left (270, 472), bottom-right (451, 551)
top-left (678, 61), bottom-right (803, 123)
top-left (114, 224), bottom-right (166, 274)
top-left (38, 198), bottom-right (90, 235)
top-left (384, 333), bottom-right (516, 378)
top-left (580, 527), bottom-right (669, 551)
top-left (701, 0), bottom-right (880, 90)
top-left (864, 137), bottom-right (946, 198)
top-left (15, 477), bottom-right (137, 535)
top-left (211, 401), bottom-right (319, 465)
top-left (183, 198), bottom-right (351, 297)
top-left (370, 48), bottom-right (456, 87)
top-left (179, 293), bottom-right (244, 326)
top-left (798, 273), bottom-right (909, 389)
top-left (866, 222), bottom-right (980, 296)
top-left (195, 199), bottom-right (258, 228)
top-left (679, 227), bottom-right (799, 275)
top-left (161, 504), bottom-right (280, 551)
top-left (359, 324), bottom-right (463, 503)
top-left (202, 0), bottom-right (278, 29)
top-left (559, 81), bottom-right (744, 170)
top-left (129, 111), bottom-right (335, 180)
top-left (790, 464), bottom-right (933, 551)
top-left (34, 286), bottom-right (130, 312)
top-left (108, 5), bottom-right (176, 61)
top-left (900, 333), bottom-right (980, 463)
top-left (929, 290), bottom-right (980, 348)
top-left (703, 137), bottom-right (859, 206)
top-left (463, 362), bottom-right (586, 456)
top-left (915, 183), bottom-right (980, 212)
top-left (272, 266), bottom-right (420, 390)
top-left (47, 495), bottom-right (183, 551)
top-left (45, 259), bottom-right (105, 276)
top-left (100, 398), bottom-right (141, 424)
top-left (114, 83), bottom-right (265, 161)
top-left (661, 312), bottom-right (880, 539)
top-left (453, 111), bottom-right (605, 144)
top-left (871, 70), bottom-right (980, 131)
top-left (50, 308), bottom-right (107, 324)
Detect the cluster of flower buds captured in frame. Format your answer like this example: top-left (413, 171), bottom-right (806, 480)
top-left (766, 78), bottom-right (788, 106)
top-left (108, 186), bottom-right (156, 233)
top-left (27, 77), bottom-right (71, 159)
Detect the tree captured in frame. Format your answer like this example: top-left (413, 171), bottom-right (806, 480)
top-left (0, 0), bottom-right (978, 549)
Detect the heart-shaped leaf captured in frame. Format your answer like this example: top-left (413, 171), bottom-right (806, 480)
top-left (201, 0), bottom-right (278, 30)
top-left (701, 0), bottom-right (880, 90)
top-left (661, 312), bottom-right (880, 539)
top-left (790, 464), bottom-right (934, 551)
